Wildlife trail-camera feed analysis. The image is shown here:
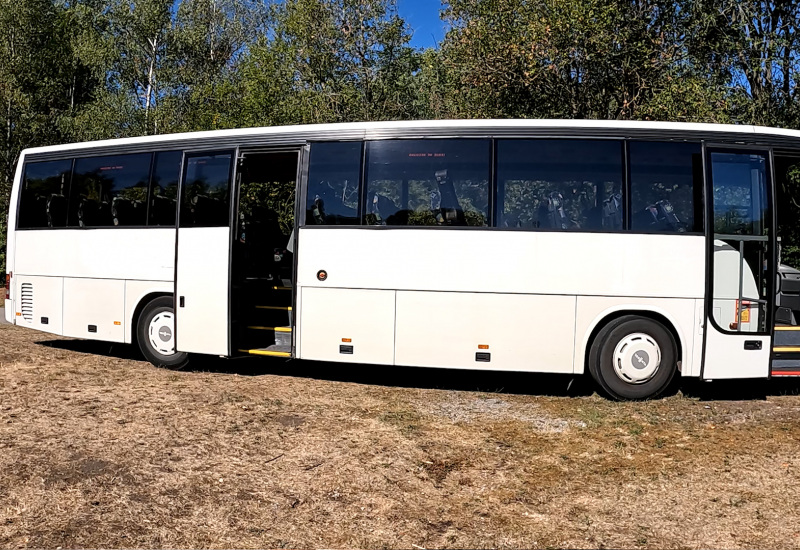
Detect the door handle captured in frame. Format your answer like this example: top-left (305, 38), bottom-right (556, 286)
top-left (179, 296), bottom-right (185, 308)
top-left (744, 340), bottom-right (762, 350)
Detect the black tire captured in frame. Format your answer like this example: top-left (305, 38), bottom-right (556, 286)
top-left (588, 315), bottom-right (677, 400)
top-left (136, 296), bottom-right (190, 369)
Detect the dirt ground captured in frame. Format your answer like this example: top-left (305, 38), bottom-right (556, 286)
top-left (3, 323), bottom-right (800, 549)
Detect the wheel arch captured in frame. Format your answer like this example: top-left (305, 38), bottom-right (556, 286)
top-left (128, 291), bottom-right (173, 344)
top-left (577, 306), bottom-right (686, 376)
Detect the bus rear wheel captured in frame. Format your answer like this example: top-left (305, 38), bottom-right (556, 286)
top-left (588, 315), bottom-right (677, 400)
top-left (137, 296), bottom-right (190, 369)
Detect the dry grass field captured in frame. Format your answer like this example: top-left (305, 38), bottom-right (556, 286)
top-left (3, 322), bottom-right (800, 549)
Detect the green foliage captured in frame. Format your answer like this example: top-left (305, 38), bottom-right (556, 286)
top-left (435, 0), bottom-right (732, 121)
top-left (237, 0), bottom-right (420, 126)
top-left (239, 180), bottom-right (296, 236)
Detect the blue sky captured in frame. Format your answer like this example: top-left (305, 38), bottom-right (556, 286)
top-left (397, 0), bottom-right (446, 49)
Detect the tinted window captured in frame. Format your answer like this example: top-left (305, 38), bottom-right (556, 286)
top-left (711, 152), bottom-right (769, 236)
top-left (630, 142), bottom-right (703, 233)
top-left (364, 140), bottom-right (490, 226)
top-left (306, 142), bottom-right (361, 225)
top-left (70, 153), bottom-right (152, 227)
top-left (180, 152), bottom-right (233, 227)
top-left (149, 151), bottom-right (181, 226)
top-left (18, 159), bottom-right (72, 228)
top-left (497, 140), bottom-right (624, 231)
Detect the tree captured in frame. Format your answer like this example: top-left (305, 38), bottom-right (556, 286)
top-left (0, 0), bottom-right (104, 273)
top-left (238, 0), bottom-right (420, 126)
top-left (435, 0), bottom-right (728, 121)
top-left (166, 0), bottom-right (269, 131)
top-left (688, 0), bottom-right (800, 127)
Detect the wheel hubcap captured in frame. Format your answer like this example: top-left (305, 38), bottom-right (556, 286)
top-left (148, 311), bottom-right (176, 356)
top-left (612, 332), bottom-right (661, 384)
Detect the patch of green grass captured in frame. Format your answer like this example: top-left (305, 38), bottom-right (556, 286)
top-left (379, 409), bottom-right (421, 435)
top-left (575, 406), bottom-right (606, 428)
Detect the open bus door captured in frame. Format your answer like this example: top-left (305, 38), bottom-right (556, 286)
top-left (174, 150), bottom-right (236, 356)
top-left (702, 149), bottom-right (775, 380)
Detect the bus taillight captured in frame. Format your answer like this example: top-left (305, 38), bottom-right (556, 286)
top-left (4, 272), bottom-right (10, 300)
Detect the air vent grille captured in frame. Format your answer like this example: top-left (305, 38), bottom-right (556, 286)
top-left (20, 283), bottom-right (33, 322)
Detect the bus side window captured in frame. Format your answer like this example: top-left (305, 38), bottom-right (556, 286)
top-left (363, 139), bottom-right (490, 227)
top-left (17, 159), bottom-right (73, 229)
top-left (305, 142), bottom-right (362, 225)
top-left (70, 153), bottom-right (151, 227)
top-left (496, 140), bottom-right (624, 231)
top-left (179, 152), bottom-right (233, 228)
top-left (629, 141), bottom-right (703, 233)
top-left (149, 151), bottom-right (181, 227)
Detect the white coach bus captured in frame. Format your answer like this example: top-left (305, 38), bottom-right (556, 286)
top-left (4, 119), bottom-right (799, 399)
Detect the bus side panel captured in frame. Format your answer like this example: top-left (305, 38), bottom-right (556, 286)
top-left (394, 291), bottom-right (576, 373)
top-left (14, 228), bottom-right (175, 281)
top-left (296, 229), bottom-right (706, 299)
top-left (63, 278), bottom-right (125, 342)
top-left (298, 287), bottom-right (395, 365)
top-left (13, 275), bottom-right (63, 335)
top-left (573, 296), bottom-right (698, 376)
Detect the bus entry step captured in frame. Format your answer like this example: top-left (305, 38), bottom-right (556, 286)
top-left (240, 345), bottom-right (292, 358)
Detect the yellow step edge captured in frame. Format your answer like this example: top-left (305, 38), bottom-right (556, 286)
top-left (247, 325), bottom-right (293, 332)
top-left (239, 349), bottom-right (291, 358)
top-left (255, 305), bottom-right (292, 311)
top-left (773, 346), bottom-right (800, 352)
top-left (775, 326), bottom-right (800, 331)
top-left (272, 286), bottom-right (292, 291)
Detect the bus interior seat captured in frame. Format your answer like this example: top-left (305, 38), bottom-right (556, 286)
top-left (191, 194), bottom-right (226, 226)
top-left (633, 199), bottom-right (685, 232)
top-left (433, 169), bottom-right (467, 226)
top-left (538, 192), bottom-right (570, 230)
top-left (368, 193), bottom-right (395, 225)
top-left (308, 185), bottom-right (358, 225)
top-left (46, 194), bottom-right (67, 227)
top-left (111, 197), bottom-right (142, 225)
top-left (602, 193), bottom-right (623, 230)
top-left (150, 194), bottom-right (176, 225)
top-left (78, 197), bottom-right (99, 226)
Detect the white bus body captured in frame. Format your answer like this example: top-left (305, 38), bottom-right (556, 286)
top-left (4, 119), bottom-right (793, 399)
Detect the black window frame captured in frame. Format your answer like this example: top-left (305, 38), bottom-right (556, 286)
top-left (16, 158), bottom-right (74, 230)
top-left (177, 149), bottom-right (236, 229)
top-left (494, 137), bottom-right (626, 233)
top-left (627, 139), bottom-right (706, 236)
top-left (362, 138), bottom-right (493, 228)
top-left (304, 140), bottom-right (365, 226)
top-left (298, 136), bottom-right (713, 236)
top-left (68, 151), bottom-right (154, 228)
top-left (147, 150), bottom-right (183, 228)
top-left (16, 149), bottom-right (186, 231)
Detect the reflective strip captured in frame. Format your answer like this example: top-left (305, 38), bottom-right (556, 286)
top-left (240, 349), bottom-right (291, 357)
top-left (247, 326), bottom-right (292, 332)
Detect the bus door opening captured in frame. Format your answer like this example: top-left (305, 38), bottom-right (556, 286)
top-left (232, 150), bottom-right (300, 357)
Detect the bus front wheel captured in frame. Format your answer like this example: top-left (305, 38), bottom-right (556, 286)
top-left (588, 315), bottom-right (677, 400)
top-left (136, 296), bottom-right (190, 369)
